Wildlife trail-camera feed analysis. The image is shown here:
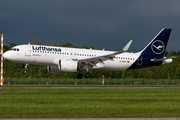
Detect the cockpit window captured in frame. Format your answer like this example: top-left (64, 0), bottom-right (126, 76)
top-left (10, 48), bottom-right (20, 51)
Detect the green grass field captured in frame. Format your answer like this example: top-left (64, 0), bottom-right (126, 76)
top-left (0, 88), bottom-right (180, 118)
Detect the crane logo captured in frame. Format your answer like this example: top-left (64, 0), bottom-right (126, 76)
top-left (151, 40), bottom-right (165, 54)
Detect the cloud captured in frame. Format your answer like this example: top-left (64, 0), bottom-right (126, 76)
top-left (0, 0), bottom-right (180, 51)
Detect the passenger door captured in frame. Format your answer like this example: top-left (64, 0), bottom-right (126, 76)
top-left (25, 46), bottom-right (31, 56)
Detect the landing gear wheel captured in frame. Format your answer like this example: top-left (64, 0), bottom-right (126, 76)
top-left (84, 72), bottom-right (91, 78)
top-left (77, 73), bottom-right (83, 79)
top-left (24, 64), bottom-right (28, 74)
top-left (23, 70), bottom-right (27, 74)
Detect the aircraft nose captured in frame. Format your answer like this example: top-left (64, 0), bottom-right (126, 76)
top-left (3, 51), bottom-right (12, 60)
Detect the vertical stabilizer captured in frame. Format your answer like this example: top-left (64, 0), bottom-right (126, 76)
top-left (141, 28), bottom-right (171, 58)
top-left (128, 28), bottom-right (172, 70)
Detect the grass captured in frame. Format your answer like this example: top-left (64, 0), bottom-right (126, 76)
top-left (0, 88), bottom-right (180, 118)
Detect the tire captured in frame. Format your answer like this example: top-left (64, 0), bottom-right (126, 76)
top-left (77, 73), bottom-right (83, 79)
top-left (23, 70), bottom-right (27, 74)
top-left (84, 72), bottom-right (91, 78)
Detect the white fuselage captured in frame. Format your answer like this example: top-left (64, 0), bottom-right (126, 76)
top-left (4, 45), bottom-right (140, 71)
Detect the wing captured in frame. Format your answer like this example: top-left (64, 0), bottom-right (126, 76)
top-left (78, 40), bottom-right (133, 68)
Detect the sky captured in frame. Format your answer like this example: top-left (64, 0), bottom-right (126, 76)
top-left (0, 0), bottom-right (180, 52)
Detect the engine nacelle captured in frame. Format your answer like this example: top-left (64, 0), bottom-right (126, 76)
top-left (162, 58), bottom-right (173, 65)
top-left (48, 65), bottom-right (66, 74)
top-left (61, 59), bottom-right (78, 72)
top-left (49, 59), bottom-right (78, 73)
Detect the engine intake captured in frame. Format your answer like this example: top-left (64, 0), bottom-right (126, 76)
top-left (60, 59), bottom-right (78, 72)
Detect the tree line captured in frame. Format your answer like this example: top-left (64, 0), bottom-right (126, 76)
top-left (2, 40), bottom-right (180, 79)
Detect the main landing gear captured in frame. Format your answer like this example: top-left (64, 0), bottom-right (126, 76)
top-left (76, 65), bottom-right (91, 79)
top-left (23, 64), bottom-right (28, 74)
top-left (76, 72), bottom-right (91, 79)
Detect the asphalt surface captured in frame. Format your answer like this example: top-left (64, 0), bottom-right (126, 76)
top-left (1, 86), bottom-right (180, 89)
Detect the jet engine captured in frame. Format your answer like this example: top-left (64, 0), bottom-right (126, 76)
top-left (48, 65), bottom-right (66, 74)
top-left (48, 59), bottom-right (78, 73)
top-left (60, 59), bottom-right (78, 72)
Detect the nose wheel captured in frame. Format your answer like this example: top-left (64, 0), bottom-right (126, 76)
top-left (23, 64), bottom-right (28, 74)
top-left (23, 70), bottom-right (27, 74)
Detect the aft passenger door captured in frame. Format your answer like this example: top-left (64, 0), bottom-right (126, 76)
top-left (137, 55), bottom-right (143, 65)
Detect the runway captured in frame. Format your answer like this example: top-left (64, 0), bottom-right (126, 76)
top-left (0, 86), bottom-right (180, 89)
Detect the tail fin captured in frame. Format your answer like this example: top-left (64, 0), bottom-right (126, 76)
top-left (141, 28), bottom-right (171, 58)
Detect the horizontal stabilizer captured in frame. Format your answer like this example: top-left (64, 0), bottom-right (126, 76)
top-left (151, 56), bottom-right (177, 62)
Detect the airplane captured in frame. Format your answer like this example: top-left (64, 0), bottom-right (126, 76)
top-left (3, 28), bottom-right (175, 79)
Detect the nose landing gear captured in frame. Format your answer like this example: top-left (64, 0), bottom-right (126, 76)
top-left (23, 64), bottom-right (28, 74)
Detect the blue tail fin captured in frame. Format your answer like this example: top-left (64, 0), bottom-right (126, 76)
top-left (128, 28), bottom-right (172, 70)
top-left (141, 28), bottom-right (171, 58)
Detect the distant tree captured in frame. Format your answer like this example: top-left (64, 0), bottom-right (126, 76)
top-left (40, 40), bottom-right (47, 45)
top-left (81, 45), bottom-right (88, 49)
top-left (94, 47), bottom-right (102, 50)
top-left (89, 45), bottom-right (94, 49)
top-left (164, 51), bottom-right (168, 56)
top-left (62, 43), bottom-right (77, 48)
top-left (46, 40), bottom-right (59, 46)
top-left (9, 43), bottom-right (17, 49)
top-left (3, 45), bottom-right (10, 52)
top-left (30, 38), bottom-right (40, 45)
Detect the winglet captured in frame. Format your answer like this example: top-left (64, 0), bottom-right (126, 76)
top-left (113, 40), bottom-right (133, 55)
top-left (122, 40), bottom-right (133, 51)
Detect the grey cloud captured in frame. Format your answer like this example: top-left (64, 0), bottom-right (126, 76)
top-left (0, 0), bottom-right (180, 52)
